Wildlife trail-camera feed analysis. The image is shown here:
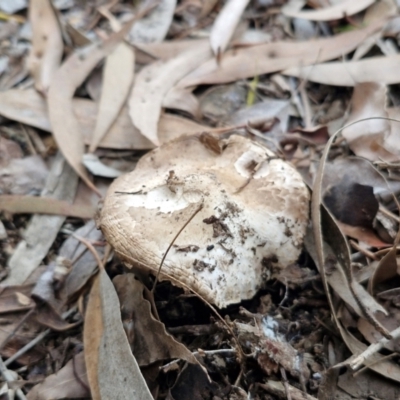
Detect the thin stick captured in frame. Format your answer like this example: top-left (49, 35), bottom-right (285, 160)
top-left (0, 308), bottom-right (35, 354)
top-left (4, 309), bottom-right (76, 367)
top-left (280, 367), bottom-right (292, 400)
top-left (349, 325), bottom-right (400, 371)
top-left (151, 203), bottom-right (203, 293)
top-left (72, 234), bottom-right (105, 270)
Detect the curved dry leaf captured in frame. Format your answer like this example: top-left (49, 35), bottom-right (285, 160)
top-left (210, 0), bottom-right (250, 57)
top-left (177, 19), bottom-right (385, 86)
top-left (129, 0), bottom-right (176, 43)
top-left (0, 89), bottom-right (214, 150)
top-left (341, 82), bottom-right (398, 162)
top-left (82, 153), bottom-right (123, 178)
top-left (129, 42), bottom-right (211, 145)
top-left (28, 0), bottom-right (63, 93)
top-left (283, 54), bottom-right (400, 87)
top-left (47, 18), bottom-right (136, 194)
top-left (26, 352), bottom-right (89, 400)
top-left (282, 0), bottom-right (375, 21)
top-left (89, 43), bottom-right (135, 152)
top-left (163, 86), bottom-right (201, 118)
top-left (84, 271), bottom-right (153, 399)
top-left (113, 275), bottom-right (198, 366)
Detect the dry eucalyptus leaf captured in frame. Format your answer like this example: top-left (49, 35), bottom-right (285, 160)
top-left (26, 352), bottom-right (89, 400)
top-left (5, 153), bottom-right (78, 286)
top-left (89, 43), bottom-right (135, 153)
top-left (283, 55), bottom-right (400, 86)
top-left (210, 0), bottom-right (250, 57)
top-left (99, 135), bottom-right (309, 308)
top-left (27, 0), bottom-right (63, 93)
top-left (84, 270), bottom-right (153, 400)
top-left (60, 220), bottom-right (104, 301)
top-left (113, 274), bottom-right (198, 366)
top-left (176, 19), bottom-right (384, 86)
top-left (129, 0), bottom-right (176, 43)
top-left (0, 195), bottom-right (95, 218)
top-left (129, 42), bottom-right (211, 145)
top-left (341, 82), bottom-right (397, 162)
top-left (82, 153), bottom-right (123, 178)
top-left (0, 155), bottom-right (48, 195)
top-left (47, 18), bottom-right (136, 193)
top-left (0, 89), bottom-right (213, 150)
top-left (282, 0), bottom-right (375, 21)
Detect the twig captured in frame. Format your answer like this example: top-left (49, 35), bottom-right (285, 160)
top-left (0, 308), bottom-right (35, 354)
top-left (280, 367), bottom-right (292, 400)
top-left (4, 309), bottom-right (76, 367)
top-left (349, 325), bottom-right (400, 371)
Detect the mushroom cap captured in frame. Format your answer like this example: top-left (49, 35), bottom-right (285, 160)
top-left (99, 135), bottom-right (309, 308)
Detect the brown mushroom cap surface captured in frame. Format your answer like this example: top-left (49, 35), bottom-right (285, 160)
top-left (99, 135), bottom-right (309, 308)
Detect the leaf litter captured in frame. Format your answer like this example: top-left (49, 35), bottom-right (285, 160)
top-left (3, 1), bottom-right (400, 399)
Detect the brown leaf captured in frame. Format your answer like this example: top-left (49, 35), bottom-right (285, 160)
top-left (27, 0), bottom-right (63, 93)
top-left (89, 43), bottom-right (135, 152)
top-left (0, 285), bottom-right (34, 313)
top-left (0, 89), bottom-right (212, 150)
top-left (0, 195), bottom-right (95, 218)
top-left (129, 42), bottom-right (211, 145)
top-left (282, 0), bottom-right (375, 21)
top-left (176, 19), bottom-right (384, 86)
top-left (210, 0), bottom-right (250, 57)
top-left (27, 352), bottom-right (89, 400)
top-left (84, 270), bottom-right (153, 399)
top-left (47, 18), bottom-right (136, 193)
top-left (113, 274), bottom-right (198, 366)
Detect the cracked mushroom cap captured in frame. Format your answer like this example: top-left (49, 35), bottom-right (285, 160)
top-left (99, 135), bottom-right (309, 308)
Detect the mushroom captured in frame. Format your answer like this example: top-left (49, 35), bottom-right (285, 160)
top-left (99, 135), bottom-right (309, 308)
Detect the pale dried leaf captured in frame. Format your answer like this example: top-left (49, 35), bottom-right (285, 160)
top-left (26, 352), bottom-right (89, 400)
top-left (28, 0), bottom-right (63, 93)
top-left (163, 86), bottom-right (201, 118)
top-left (0, 89), bottom-right (212, 149)
top-left (282, 0), bottom-right (375, 21)
top-left (47, 19), bottom-right (135, 193)
top-left (364, 0), bottom-right (398, 24)
top-left (283, 54), bottom-right (400, 86)
top-left (134, 39), bottom-right (208, 60)
top-left (82, 154), bottom-right (123, 178)
top-left (0, 195), bottom-right (95, 218)
top-left (4, 153), bottom-right (78, 285)
top-left (84, 258), bottom-right (154, 400)
top-left (89, 43), bottom-right (135, 152)
top-left (210, 0), bottom-right (250, 57)
top-left (129, 0), bottom-right (176, 43)
top-left (129, 42), bottom-right (211, 145)
top-left (341, 82), bottom-right (397, 162)
top-left (0, 155), bottom-right (48, 195)
top-left (177, 19), bottom-right (384, 86)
